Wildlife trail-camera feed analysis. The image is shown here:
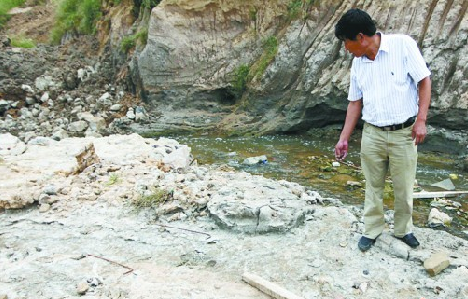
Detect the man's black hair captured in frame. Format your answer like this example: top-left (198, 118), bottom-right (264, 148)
top-left (335, 8), bottom-right (376, 41)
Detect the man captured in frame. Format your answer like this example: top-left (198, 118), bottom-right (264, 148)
top-left (334, 8), bottom-right (431, 252)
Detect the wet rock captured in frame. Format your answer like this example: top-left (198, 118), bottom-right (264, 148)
top-left (243, 155), bottom-right (267, 165)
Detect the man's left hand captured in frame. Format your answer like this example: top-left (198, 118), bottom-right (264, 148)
top-left (412, 119), bottom-right (427, 145)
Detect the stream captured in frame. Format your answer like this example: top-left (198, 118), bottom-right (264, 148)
top-left (166, 131), bottom-right (468, 240)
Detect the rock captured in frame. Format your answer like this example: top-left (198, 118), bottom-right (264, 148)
top-left (35, 75), bottom-right (56, 91)
top-left (424, 252), bottom-right (450, 276)
top-left (448, 173), bottom-right (458, 180)
top-left (21, 84), bottom-right (34, 93)
top-left (126, 108), bottom-right (135, 119)
top-left (0, 133), bottom-right (26, 156)
top-left (1, 35), bottom-right (11, 47)
top-left (332, 161), bottom-right (340, 167)
top-left (162, 145), bottom-right (192, 170)
top-left (242, 155), bottom-right (267, 165)
top-left (25, 96), bottom-right (36, 105)
top-left (40, 92), bottom-right (49, 103)
top-left (76, 282), bottom-right (89, 295)
top-left (68, 120), bottom-right (88, 132)
top-left (109, 104), bottom-right (122, 112)
top-left (39, 203), bottom-right (51, 213)
top-left (431, 178), bottom-right (456, 191)
top-left (135, 106), bottom-right (147, 122)
top-left (428, 208), bottom-right (453, 228)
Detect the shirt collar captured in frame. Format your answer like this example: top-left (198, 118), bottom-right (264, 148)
top-left (362, 32), bottom-right (388, 62)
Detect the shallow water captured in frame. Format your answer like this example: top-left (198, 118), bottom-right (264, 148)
top-left (168, 132), bottom-right (468, 239)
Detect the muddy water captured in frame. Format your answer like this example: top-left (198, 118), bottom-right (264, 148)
top-left (169, 132), bottom-right (468, 239)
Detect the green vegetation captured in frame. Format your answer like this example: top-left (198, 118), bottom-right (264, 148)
top-left (230, 35), bottom-right (278, 98)
top-left (0, 0), bottom-right (26, 29)
top-left (287, 0), bottom-right (317, 21)
top-left (252, 36), bottom-right (278, 79)
top-left (106, 173), bottom-right (121, 186)
top-left (51, 0), bottom-right (102, 44)
top-left (133, 187), bottom-right (173, 209)
top-left (287, 0), bottom-right (302, 20)
top-left (121, 34), bottom-right (136, 53)
top-left (10, 35), bottom-right (36, 48)
top-left (142, 0), bottom-right (161, 8)
top-left (120, 27), bottom-right (148, 53)
top-left (231, 64), bottom-right (250, 98)
top-left (136, 27), bottom-right (148, 46)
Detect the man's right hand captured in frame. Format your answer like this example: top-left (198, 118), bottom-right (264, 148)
top-left (335, 139), bottom-right (348, 161)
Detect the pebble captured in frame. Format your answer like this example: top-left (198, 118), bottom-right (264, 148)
top-left (76, 282), bottom-right (89, 295)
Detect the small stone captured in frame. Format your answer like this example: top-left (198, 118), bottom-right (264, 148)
top-left (424, 252), bottom-right (450, 276)
top-left (449, 173), bottom-right (458, 180)
top-left (76, 282), bottom-right (89, 295)
top-left (332, 161), bottom-right (340, 167)
top-left (339, 241), bottom-right (348, 247)
top-left (39, 203), bottom-right (51, 213)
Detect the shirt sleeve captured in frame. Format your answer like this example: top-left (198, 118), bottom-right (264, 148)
top-left (404, 36), bottom-right (431, 83)
top-left (348, 60), bottom-right (362, 101)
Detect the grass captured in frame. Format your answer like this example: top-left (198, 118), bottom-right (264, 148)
top-left (51, 0), bottom-right (101, 44)
top-left (10, 35), bottom-right (35, 48)
top-left (249, 35), bottom-right (278, 80)
top-left (231, 64), bottom-right (250, 98)
top-left (287, 0), bottom-right (317, 21)
top-left (120, 27), bottom-right (149, 53)
top-left (133, 187), bottom-right (173, 209)
top-left (0, 0), bottom-right (26, 29)
top-left (121, 34), bottom-right (136, 53)
top-left (106, 173), bottom-right (121, 186)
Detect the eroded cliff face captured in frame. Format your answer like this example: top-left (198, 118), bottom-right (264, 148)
top-left (131, 0), bottom-right (468, 134)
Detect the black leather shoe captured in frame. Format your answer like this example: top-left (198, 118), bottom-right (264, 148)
top-left (358, 236), bottom-right (375, 252)
top-left (397, 233), bottom-right (420, 248)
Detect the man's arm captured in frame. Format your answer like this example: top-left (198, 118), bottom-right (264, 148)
top-left (413, 76), bottom-right (431, 145)
top-left (335, 99), bottom-right (362, 160)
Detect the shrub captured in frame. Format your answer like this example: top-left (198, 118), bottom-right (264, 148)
top-left (10, 35), bottom-right (36, 48)
top-left (121, 34), bottom-right (136, 53)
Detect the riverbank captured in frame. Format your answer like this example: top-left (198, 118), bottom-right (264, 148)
top-left (1, 133), bottom-right (467, 298)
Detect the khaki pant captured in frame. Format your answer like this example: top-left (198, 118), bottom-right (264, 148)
top-left (361, 122), bottom-right (417, 239)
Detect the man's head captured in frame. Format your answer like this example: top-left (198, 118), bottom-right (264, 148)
top-left (334, 8), bottom-right (376, 41)
top-left (335, 8), bottom-right (377, 58)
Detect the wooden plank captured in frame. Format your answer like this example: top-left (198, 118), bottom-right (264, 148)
top-left (242, 272), bottom-right (305, 299)
top-left (413, 191), bottom-right (468, 199)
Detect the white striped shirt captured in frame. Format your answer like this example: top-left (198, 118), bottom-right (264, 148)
top-left (348, 33), bottom-right (431, 127)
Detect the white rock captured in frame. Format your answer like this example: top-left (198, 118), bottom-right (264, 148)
top-left (0, 133), bottom-right (26, 156)
top-left (428, 208), bottom-right (453, 226)
top-left (40, 92), bottom-right (49, 103)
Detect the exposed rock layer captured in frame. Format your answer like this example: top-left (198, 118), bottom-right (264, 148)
top-left (133, 0), bottom-right (468, 134)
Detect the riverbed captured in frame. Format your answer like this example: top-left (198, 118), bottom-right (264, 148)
top-left (168, 131), bottom-right (468, 239)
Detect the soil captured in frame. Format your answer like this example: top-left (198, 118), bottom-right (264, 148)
top-left (4, 1), bottom-right (56, 44)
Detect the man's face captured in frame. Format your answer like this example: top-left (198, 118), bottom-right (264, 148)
top-left (343, 34), bottom-right (364, 57)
